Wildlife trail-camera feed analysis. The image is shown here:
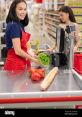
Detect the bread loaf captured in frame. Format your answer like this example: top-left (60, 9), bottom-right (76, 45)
top-left (40, 67), bottom-right (58, 91)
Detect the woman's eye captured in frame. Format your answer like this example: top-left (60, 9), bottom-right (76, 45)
top-left (18, 8), bottom-right (26, 11)
top-left (19, 8), bottom-right (23, 10)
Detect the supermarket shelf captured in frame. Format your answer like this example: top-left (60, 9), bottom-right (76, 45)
top-left (77, 23), bottom-right (82, 25)
top-left (47, 30), bottom-right (56, 38)
top-left (48, 33), bottom-right (56, 39)
top-left (45, 20), bottom-right (57, 28)
top-left (57, 2), bottom-right (65, 5)
top-left (45, 12), bottom-right (59, 17)
top-left (74, 14), bottom-right (82, 16)
top-left (45, 16), bottom-right (59, 23)
top-left (47, 1), bottom-right (64, 5)
top-left (43, 0), bottom-right (64, 43)
top-left (46, 25), bottom-right (56, 33)
top-left (70, 6), bottom-right (82, 8)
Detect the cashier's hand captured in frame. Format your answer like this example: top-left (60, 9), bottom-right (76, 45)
top-left (29, 55), bottom-right (42, 66)
top-left (28, 49), bottom-right (37, 57)
top-left (33, 58), bottom-right (40, 65)
top-left (33, 57), bottom-right (44, 67)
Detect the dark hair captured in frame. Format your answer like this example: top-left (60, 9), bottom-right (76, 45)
top-left (6, 0), bottom-right (29, 26)
top-left (58, 6), bottom-right (76, 23)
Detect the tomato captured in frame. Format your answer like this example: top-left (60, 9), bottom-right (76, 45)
top-left (36, 70), bottom-right (45, 78)
top-left (31, 72), bottom-right (42, 81)
top-left (36, 68), bottom-right (45, 72)
top-left (29, 67), bottom-right (45, 81)
top-left (29, 68), bottom-right (36, 77)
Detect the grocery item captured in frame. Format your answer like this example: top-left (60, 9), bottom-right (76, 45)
top-left (31, 72), bottom-right (42, 81)
top-left (66, 0), bottom-right (82, 6)
top-left (40, 67), bottom-right (58, 91)
top-left (38, 52), bottom-right (51, 66)
top-left (29, 67), bottom-right (45, 81)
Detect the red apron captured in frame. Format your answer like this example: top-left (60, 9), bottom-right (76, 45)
top-left (4, 30), bottom-right (31, 71)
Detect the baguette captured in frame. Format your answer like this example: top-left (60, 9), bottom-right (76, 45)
top-left (40, 67), bottom-right (58, 91)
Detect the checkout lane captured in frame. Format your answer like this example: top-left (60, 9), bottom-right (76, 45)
top-left (0, 44), bottom-right (82, 107)
top-left (0, 22), bottom-right (82, 108)
top-left (0, 66), bottom-right (82, 108)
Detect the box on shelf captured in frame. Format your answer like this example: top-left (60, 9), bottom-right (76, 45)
top-left (66, 0), bottom-right (82, 6)
top-left (75, 16), bottom-right (82, 23)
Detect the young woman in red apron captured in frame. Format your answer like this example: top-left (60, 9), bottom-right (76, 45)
top-left (4, 29), bottom-right (31, 71)
top-left (4, 0), bottom-right (39, 72)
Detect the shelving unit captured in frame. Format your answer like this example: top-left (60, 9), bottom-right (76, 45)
top-left (44, 13), bottom-right (58, 40)
top-left (42, 0), bottom-right (65, 47)
top-left (32, 8), bottom-right (40, 30)
top-left (31, 0), bottom-right (65, 47)
top-left (31, 4), bottom-right (45, 38)
top-left (38, 8), bottom-right (44, 35)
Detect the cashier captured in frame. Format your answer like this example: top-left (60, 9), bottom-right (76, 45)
top-left (4, 0), bottom-right (40, 71)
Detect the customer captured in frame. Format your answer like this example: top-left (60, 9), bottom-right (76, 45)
top-left (4, 0), bottom-right (39, 71)
top-left (48, 6), bottom-right (80, 53)
top-left (58, 5), bottom-right (80, 53)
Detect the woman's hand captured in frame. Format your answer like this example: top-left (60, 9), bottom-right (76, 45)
top-left (28, 49), bottom-right (37, 57)
top-left (33, 57), bottom-right (40, 64)
top-left (28, 54), bottom-right (41, 65)
top-left (47, 45), bottom-right (56, 52)
top-left (47, 48), bottom-right (53, 52)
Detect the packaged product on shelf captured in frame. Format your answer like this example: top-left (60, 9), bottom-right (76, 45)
top-left (66, 0), bottom-right (82, 6)
top-left (72, 8), bottom-right (82, 14)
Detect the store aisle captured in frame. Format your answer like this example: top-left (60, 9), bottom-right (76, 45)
top-left (25, 20), bottom-right (55, 47)
top-left (25, 21), bottom-right (40, 40)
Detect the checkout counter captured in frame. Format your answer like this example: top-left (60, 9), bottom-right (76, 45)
top-left (0, 67), bottom-right (82, 108)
